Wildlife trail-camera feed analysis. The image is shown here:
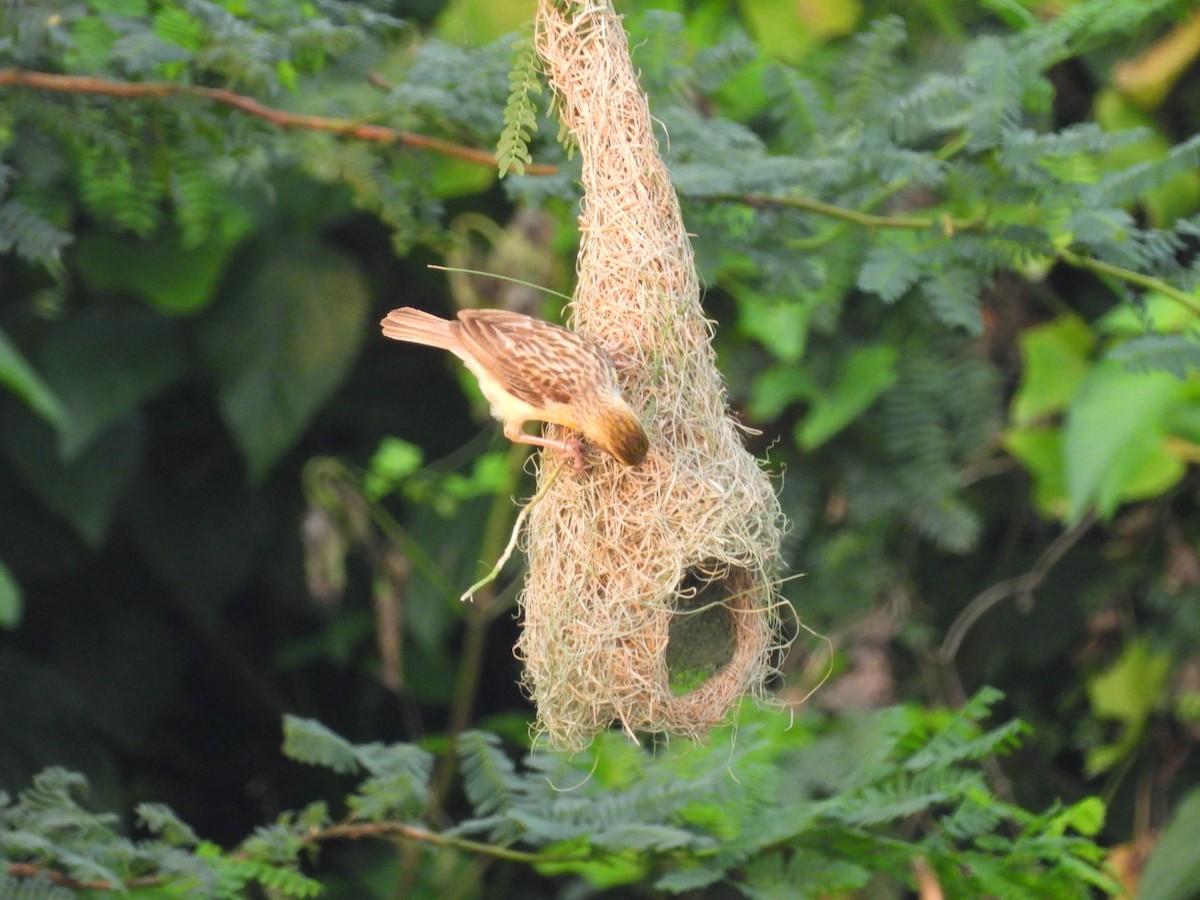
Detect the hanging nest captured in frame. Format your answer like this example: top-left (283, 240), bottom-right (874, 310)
top-left (517, 0), bottom-right (787, 748)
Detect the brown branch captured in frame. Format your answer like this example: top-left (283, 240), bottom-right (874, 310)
top-left (701, 190), bottom-right (980, 233)
top-left (936, 511), bottom-right (1098, 665)
top-left (6, 861), bottom-right (161, 893)
top-left (316, 820), bottom-right (596, 869)
top-left (1058, 247), bottom-right (1200, 316)
top-left (710, 188), bottom-right (1200, 318)
top-left (307, 820), bottom-right (560, 863)
top-left (5, 814), bottom-right (574, 893)
top-left (0, 68), bottom-right (558, 175)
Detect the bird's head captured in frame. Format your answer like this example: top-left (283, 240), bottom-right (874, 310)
top-left (585, 402), bottom-right (649, 466)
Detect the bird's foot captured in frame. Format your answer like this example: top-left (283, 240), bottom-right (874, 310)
top-left (562, 438), bottom-right (586, 475)
top-left (506, 425), bottom-right (587, 474)
top-left (542, 436), bottom-right (586, 474)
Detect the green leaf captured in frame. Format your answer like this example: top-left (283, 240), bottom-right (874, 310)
top-left (1063, 360), bottom-right (1182, 521)
top-left (1092, 90), bottom-right (1200, 227)
top-left (457, 730), bottom-right (521, 820)
top-left (281, 715), bottom-right (361, 774)
top-left (1115, 438), bottom-right (1187, 503)
top-left (65, 16), bottom-right (119, 72)
top-left (347, 744), bottom-right (433, 821)
top-left (37, 309), bottom-right (187, 459)
top-left (1165, 381), bottom-right (1200, 445)
top-left (1108, 334), bottom-right (1200, 379)
top-left (535, 837), bottom-right (650, 889)
top-left (747, 363), bottom-right (816, 421)
top-left (0, 199), bottom-right (73, 264)
top-left (1097, 290), bottom-right (1198, 337)
top-left (364, 437), bottom-right (425, 500)
top-left (3, 414), bottom-right (143, 547)
top-left (1010, 315), bottom-right (1094, 426)
top-left (153, 7), bottom-right (205, 52)
top-left (1139, 789), bottom-right (1200, 900)
top-left (796, 344), bottom-right (899, 450)
top-left (434, 0), bottom-right (533, 45)
top-left (200, 238), bottom-right (369, 481)
top-left (857, 233), bottom-right (922, 303)
top-left (1087, 638), bottom-right (1171, 726)
top-left (73, 230), bottom-right (242, 315)
top-left (919, 267), bottom-right (984, 334)
top-left (0, 560), bottom-right (21, 630)
top-left (136, 802), bottom-right (200, 847)
top-left (735, 294), bottom-right (811, 362)
top-left (591, 823), bottom-right (709, 852)
top-left (90, 0), bottom-right (150, 14)
top-left (1084, 638), bottom-right (1171, 776)
top-left (740, 0), bottom-right (860, 62)
top-left (0, 328), bottom-right (66, 431)
top-left (1050, 796), bottom-right (1106, 838)
top-left (655, 863), bottom-right (727, 893)
top-left (1002, 425), bottom-right (1066, 518)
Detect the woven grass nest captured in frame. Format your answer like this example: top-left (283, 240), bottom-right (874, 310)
top-left (517, 0), bottom-right (787, 749)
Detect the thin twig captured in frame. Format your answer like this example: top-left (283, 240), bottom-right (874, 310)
top-left (1058, 247), bottom-right (1200, 316)
top-left (702, 190), bottom-right (972, 232)
top-left (0, 68), bottom-right (558, 175)
top-left (4, 814), bottom-right (587, 894)
top-left (5, 862), bottom-right (161, 893)
top-left (937, 511), bottom-right (1098, 665)
top-left (706, 189), bottom-right (1200, 318)
top-left (308, 820), bottom-right (567, 864)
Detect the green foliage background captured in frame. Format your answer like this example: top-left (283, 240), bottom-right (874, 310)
top-left (3, 0), bottom-right (1200, 896)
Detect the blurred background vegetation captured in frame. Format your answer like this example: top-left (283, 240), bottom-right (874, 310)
top-left (3, 0), bottom-right (1200, 896)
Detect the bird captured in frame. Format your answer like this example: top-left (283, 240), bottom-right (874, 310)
top-left (380, 307), bottom-right (649, 470)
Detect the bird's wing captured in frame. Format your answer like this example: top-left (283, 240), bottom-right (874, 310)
top-left (455, 310), bottom-right (609, 409)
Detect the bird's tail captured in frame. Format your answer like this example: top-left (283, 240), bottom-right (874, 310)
top-left (380, 307), bottom-right (458, 350)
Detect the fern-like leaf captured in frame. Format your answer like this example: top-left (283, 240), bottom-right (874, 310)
top-left (497, 36), bottom-right (541, 177)
top-left (838, 16), bottom-right (907, 119)
top-left (347, 743), bottom-right (433, 822)
top-left (281, 715), bottom-right (361, 774)
top-left (456, 730), bottom-right (527, 843)
top-left (1087, 133), bottom-right (1200, 208)
top-left (763, 66), bottom-right (831, 149)
top-left (962, 36), bottom-right (1030, 151)
top-left (0, 873), bottom-right (78, 900)
top-left (1109, 334), bottom-right (1200, 379)
top-left (136, 802), bottom-right (200, 847)
top-left (889, 74), bottom-right (970, 145)
top-left (76, 137), bottom-right (161, 236)
top-left (920, 267), bottom-right (985, 334)
top-left (998, 122), bottom-right (1147, 168)
top-left (0, 199), bottom-right (72, 264)
top-left (858, 233), bottom-right (923, 303)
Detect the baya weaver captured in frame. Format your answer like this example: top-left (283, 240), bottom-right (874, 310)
top-left (381, 307), bottom-right (649, 470)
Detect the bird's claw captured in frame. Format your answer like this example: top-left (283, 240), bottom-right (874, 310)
top-left (565, 438), bottom-right (586, 474)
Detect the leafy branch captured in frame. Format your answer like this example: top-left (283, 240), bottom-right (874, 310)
top-left (705, 190), bottom-right (980, 232)
top-left (306, 819), bottom-right (569, 864)
top-left (4, 861), bottom-right (160, 894)
top-left (0, 693), bottom-right (1117, 897)
top-left (0, 68), bottom-right (557, 175)
top-left (1058, 246), bottom-right (1200, 316)
top-left (703, 188), bottom-right (1200, 316)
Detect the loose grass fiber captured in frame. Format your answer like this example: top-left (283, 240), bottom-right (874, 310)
top-left (517, 0), bottom-right (786, 748)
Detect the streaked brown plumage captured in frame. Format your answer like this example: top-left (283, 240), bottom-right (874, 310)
top-left (380, 307), bottom-right (649, 468)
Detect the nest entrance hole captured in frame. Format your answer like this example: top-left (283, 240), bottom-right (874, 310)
top-left (666, 561), bottom-right (756, 695)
